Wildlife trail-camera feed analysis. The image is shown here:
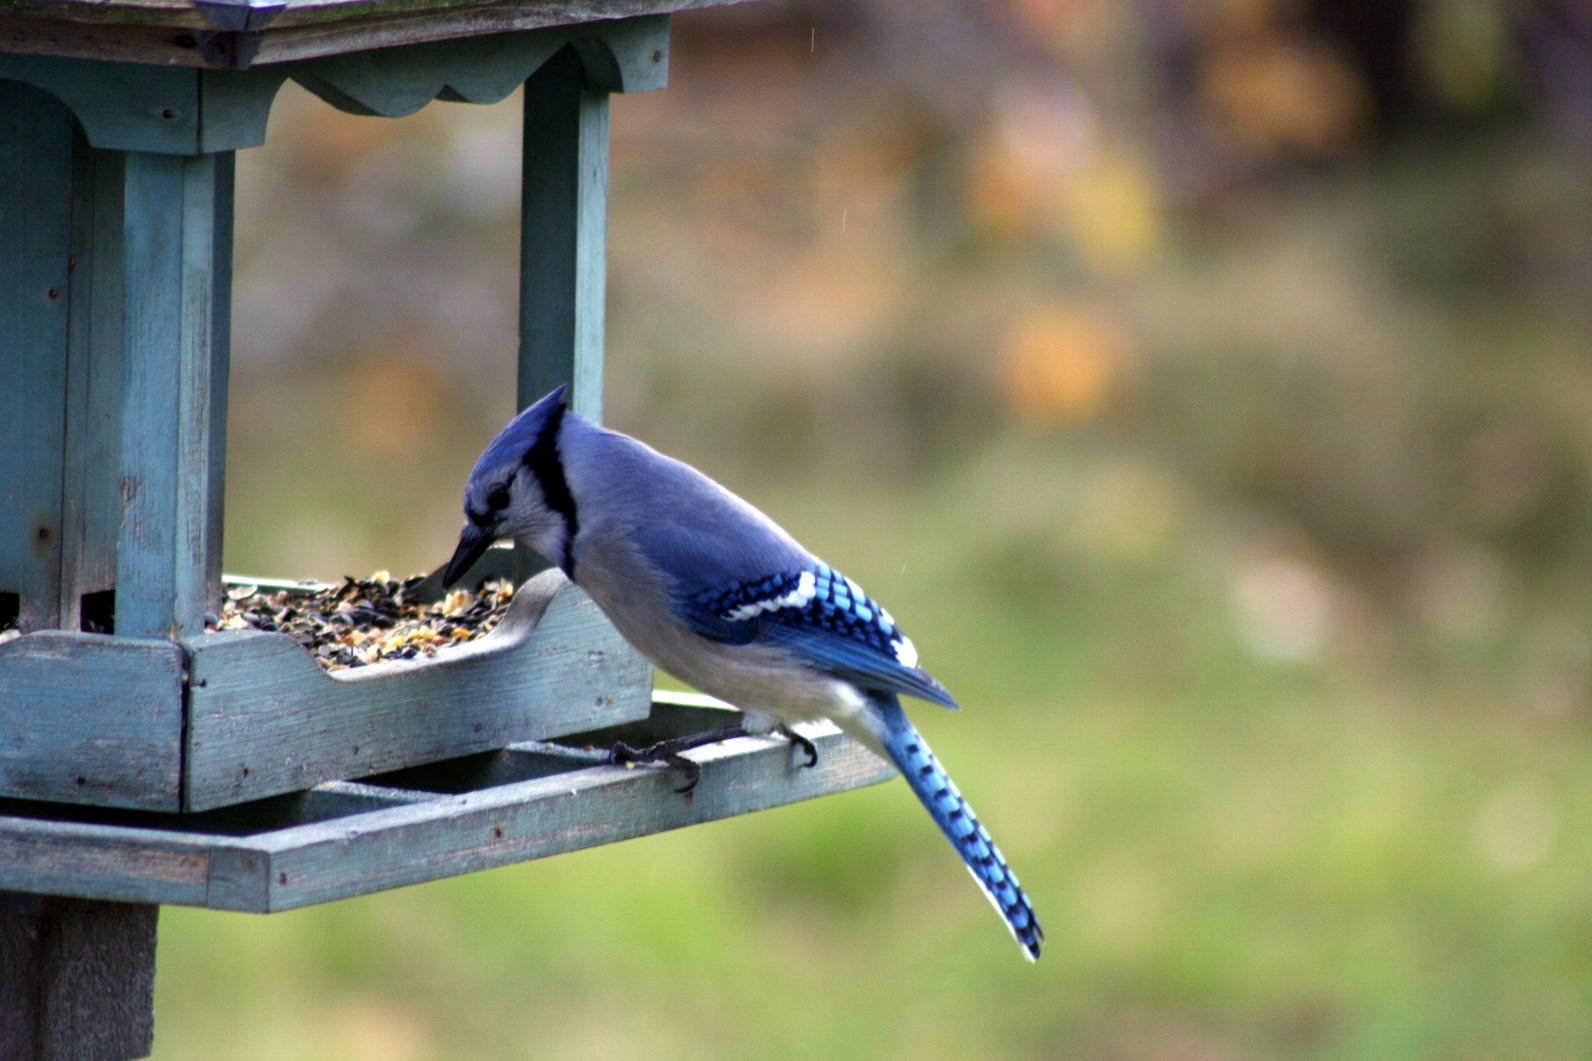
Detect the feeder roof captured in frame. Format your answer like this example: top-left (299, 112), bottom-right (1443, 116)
top-left (0, 0), bottom-right (755, 67)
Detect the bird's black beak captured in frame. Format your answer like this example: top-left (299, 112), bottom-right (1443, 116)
top-left (442, 523), bottom-right (495, 589)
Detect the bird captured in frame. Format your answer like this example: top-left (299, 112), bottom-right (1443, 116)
top-left (442, 385), bottom-right (1043, 961)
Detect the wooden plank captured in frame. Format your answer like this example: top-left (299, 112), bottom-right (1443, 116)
top-left (253, 714), bottom-right (892, 911)
top-left (58, 131), bottom-right (126, 634)
top-left (267, 9), bottom-right (670, 86)
top-left (0, 19), bottom-right (659, 155)
top-left (0, 53), bottom-right (285, 154)
top-left (206, 151), bottom-right (235, 611)
top-left (0, 14), bottom-right (203, 67)
top-left (0, 820), bottom-right (218, 907)
top-left (114, 151), bottom-right (225, 641)
top-left (0, 55), bottom-right (204, 154)
top-left (292, 28), bottom-right (561, 115)
top-left (0, 3), bottom-right (689, 72)
top-left (0, 81), bottom-right (73, 633)
top-left (184, 569), bottom-right (653, 811)
top-left (287, 16), bottom-right (664, 116)
top-left (0, 0), bottom-right (731, 28)
top-left (0, 633), bottom-right (185, 811)
top-left (0, 696), bottom-right (894, 911)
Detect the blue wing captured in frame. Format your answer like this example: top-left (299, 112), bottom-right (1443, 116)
top-left (676, 562), bottom-right (959, 710)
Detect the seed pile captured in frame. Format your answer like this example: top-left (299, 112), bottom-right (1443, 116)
top-left (210, 572), bottom-right (516, 671)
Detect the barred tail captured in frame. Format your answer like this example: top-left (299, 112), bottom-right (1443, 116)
top-left (873, 694), bottom-right (1044, 961)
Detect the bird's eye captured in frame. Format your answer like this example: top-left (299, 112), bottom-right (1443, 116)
top-left (487, 485), bottom-right (510, 510)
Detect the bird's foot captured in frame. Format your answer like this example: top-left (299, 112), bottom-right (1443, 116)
top-left (608, 722), bottom-right (818, 793)
top-left (608, 724), bottom-right (747, 795)
top-left (777, 725), bottom-right (819, 769)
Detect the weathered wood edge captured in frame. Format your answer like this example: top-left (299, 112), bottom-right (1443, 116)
top-left (0, 0), bottom-right (717, 70)
top-left (0, 632), bottom-right (186, 812)
top-left (256, 717), bottom-right (895, 911)
top-left (0, 14), bottom-right (666, 154)
top-left (0, 0), bottom-right (747, 31)
top-left (0, 698), bottom-right (898, 911)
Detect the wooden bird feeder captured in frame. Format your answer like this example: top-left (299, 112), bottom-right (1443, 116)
top-left (0, 3), bottom-right (893, 1056)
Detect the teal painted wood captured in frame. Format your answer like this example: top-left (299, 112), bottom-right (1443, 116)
top-left (58, 131), bottom-right (127, 629)
top-left (0, 632), bottom-right (185, 812)
top-left (0, 54), bottom-right (285, 154)
top-left (519, 45), bottom-right (611, 422)
top-left (569, 20), bottom-right (669, 94)
top-left (0, 816), bottom-right (220, 907)
top-left (114, 151), bottom-right (227, 640)
top-left (207, 151), bottom-right (235, 610)
top-left (0, 17), bottom-right (665, 155)
top-left (0, 81), bottom-right (72, 632)
top-left (183, 569), bottom-right (652, 811)
top-left (0, 694), bottom-right (896, 911)
top-left (293, 15), bottom-right (666, 117)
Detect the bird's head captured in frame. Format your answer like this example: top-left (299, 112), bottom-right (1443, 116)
top-left (442, 384), bottom-right (578, 588)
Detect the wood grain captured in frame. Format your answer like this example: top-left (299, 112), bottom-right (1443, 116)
top-left (0, 633), bottom-right (186, 812)
top-left (0, 82), bottom-right (72, 633)
top-left (519, 44), bottom-right (609, 421)
top-left (0, 893), bottom-right (157, 1060)
top-left (113, 151), bottom-right (223, 641)
top-left (0, 0), bottom-right (731, 28)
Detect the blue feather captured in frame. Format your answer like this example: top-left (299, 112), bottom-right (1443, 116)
top-left (677, 562), bottom-right (959, 709)
top-left (873, 693), bottom-right (1043, 961)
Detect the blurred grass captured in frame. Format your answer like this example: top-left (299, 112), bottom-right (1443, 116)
top-left (147, 3), bottom-right (1592, 1058)
top-left (155, 451), bottom-right (1592, 1059)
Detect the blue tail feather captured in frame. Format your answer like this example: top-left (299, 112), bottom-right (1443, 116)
top-left (873, 694), bottom-right (1043, 961)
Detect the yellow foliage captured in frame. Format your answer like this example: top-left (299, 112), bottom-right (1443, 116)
top-left (970, 89), bottom-right (1160, 274)
top-left (1063, 146), bottom-right (1160, 275)
top-left (1202, 35), bottom-right (1370, 155)
top-left (999, 303), bottom-right (1135, 426)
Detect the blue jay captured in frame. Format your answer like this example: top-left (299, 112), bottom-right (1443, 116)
top-left (443, 385), bottom-right (1043, 961)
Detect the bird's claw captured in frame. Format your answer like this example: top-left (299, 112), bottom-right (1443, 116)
top-left (778, 726), bottom-right (819, 769)
top-left (608, 721), bottom-right (816, 795)
top-left (609, 739), bottom-right (704, 794)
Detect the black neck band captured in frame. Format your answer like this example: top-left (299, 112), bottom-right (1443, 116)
top-left (524, 403), bottom-right (579, 577)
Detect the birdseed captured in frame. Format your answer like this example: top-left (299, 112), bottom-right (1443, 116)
top-left (209, 571), bottom-right (516, 672)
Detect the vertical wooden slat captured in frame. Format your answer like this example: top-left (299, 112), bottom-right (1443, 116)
top-left (207, 151), bottom-right (235, 610)
top-left (0, 81), bottom-right (74, 632)
top-left (60, 136), bottom-right (128, 629)
top-left (520, 44), bottom-right (610, 421)
top-left (114, 151), bottom-right (226, 640)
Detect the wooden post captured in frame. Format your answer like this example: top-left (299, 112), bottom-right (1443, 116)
top-left (0, 895), bottom-right (158, 1061)
top-left (519, 44), bottom-right (610, 423)
top-left (112, 148), bottom-right (231, 640)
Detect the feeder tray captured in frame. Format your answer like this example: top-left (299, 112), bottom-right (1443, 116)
top-left (0, 550), bottom-right (657, 814)
top-left (0, 691), bottom-right (894, 912)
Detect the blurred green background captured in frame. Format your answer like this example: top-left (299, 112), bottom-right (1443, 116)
top-left (154, 1), bottom-right (1592, 1057)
